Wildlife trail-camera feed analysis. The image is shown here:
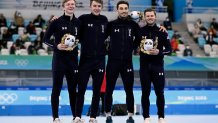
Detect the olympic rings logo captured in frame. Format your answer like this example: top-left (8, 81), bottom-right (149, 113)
top-left (15, 59), bottom-right (29, 67)
top-left (0, 93), bottom-right (18, 104)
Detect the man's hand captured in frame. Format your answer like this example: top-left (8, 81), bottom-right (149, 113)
top-left (159, 26), bottom-right (167, 32)
top-left (57, 43), bottom-right (68, 50)
top-left (149, 49), bottom-right (159, 55)
top-left (49, 16), bottom-right (58, 22)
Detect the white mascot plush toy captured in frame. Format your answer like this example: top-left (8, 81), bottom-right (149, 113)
top-left (144, 39), bottom-right (153, 51)
top-left (64, 34), bottom-right (76, 47)
top-left (130, 11), bottom-right (140, 22)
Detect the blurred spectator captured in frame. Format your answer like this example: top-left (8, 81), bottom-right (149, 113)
top-left (0, 42), bottom-right (6, 50)
top-left (186, 0), bottom-right (193, 13)
top-left (210, 18), bottom-right (218, 30)
top-left (40, 27), bottom-right (46, 41)
top-left (156, 0), bottom-right (164, 7)
top-left (155, 0), bottom-right (164, 12)
top-left (163, 16), bottom-right (172, 30)
top-left (195, 18), bottom-right (207, 32)
top-left (26, 21), bottom-right (36, 34)
top-left (10, 39), bottom-right (25, 54)
top-left (178, 37), bottom-right (184, 44)
top-left (0, 13), bottom-right (7, 27)
top-left (170, 35), bottom-right (179, 53)
top-left (206, 32), bottom-right (218, 46)
top-left (207, 25), bottom-right (217, 37)
top-left (191, 24), bottom-right (201, 42)
top-left (186, 0), bottom-right (193, 8)
top-left (21, 31), bottom-right (30, 42)
top-left (34, 38), bottom-right (44, 51)
top-left (33, 14), bottom-right (45, 28)
top-left (8, 21), bottom-right (18, 35)
top-left (0, 37), bottom-right (7, 49)
top-left (27, 41), bottom-right (36, 55)
top-left (14, 11), bottom-right (24, 27)
top-left (183, 45), bottom-right (193, 56)
top-left (172, 30), bottom-right (181, 39)
top-left (2, 28), bottom-right (12, 41)
top-left (47, 46), bottom-right (53, 55)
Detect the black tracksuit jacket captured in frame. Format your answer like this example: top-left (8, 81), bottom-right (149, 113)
top-left (104, 17), bottom-right (139, 114)
top-left (43, 14), bottom-right (81, 61)
top-left (43, 14), bottom-right (81, 119)
top-left (137, 24), bottom-right (172, 119)
top-left (75, 13), bottom-right (108, 118)
top-left (138, 24), bottom-right (172, 63)
top-left (107, 17), bottom-right (140, 61)
top-left (78, 13), bottom-right (108, 58)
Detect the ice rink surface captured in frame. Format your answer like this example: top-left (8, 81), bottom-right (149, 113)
top-left (1, 115), bottom-right (218, 123)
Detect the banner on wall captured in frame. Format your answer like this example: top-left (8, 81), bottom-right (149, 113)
top-left (0, 0), bottom-right (150, 10)
top-left (0, 56), bottom-right (218, 71)
top-left (0, 90), bottom-right (218, 105)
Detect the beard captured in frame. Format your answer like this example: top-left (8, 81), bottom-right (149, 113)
top-left (146, 19), bottom-right (155, 26)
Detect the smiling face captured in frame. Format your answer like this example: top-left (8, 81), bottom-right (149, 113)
top-left (117, 3), bottom-right (129, 18)
top-left (62, 0), bottom-right (76, 16)
top-left (90, 0), bottom-right (103, 16)
top-left (144, 10), bottom-right (156, 26)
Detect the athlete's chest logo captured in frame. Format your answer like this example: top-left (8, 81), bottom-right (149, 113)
top-left (114, 29), bottom-right (119, 32)
top-left (75, 27), bottom-right (78, 36)
top-left (101, 25), bottom-right (105, 33)
top-left (62, 27), bottom-right (67, 30)
top-left (128, 29), bottom-right (131, 37)
top-left (88, 23), bottom-right (93, 27)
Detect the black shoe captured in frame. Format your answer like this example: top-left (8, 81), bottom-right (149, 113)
top-left (126, 116), bottom-right (134, 123)
top-left (106, 116), bottom-right (113, 123)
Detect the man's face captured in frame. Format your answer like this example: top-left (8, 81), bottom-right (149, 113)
top-left (117, 4), bottom-right (129, 18)
top-left (90, 1), bottom-right (102, 16)
top-left (63, 0), bottom-right (76, 15)
top-left (144, 11), bottom-right (156, 26)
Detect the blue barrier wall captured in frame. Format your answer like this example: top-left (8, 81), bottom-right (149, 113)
top-left (0, 55), bottom-right (218, 71)
top-left (0, 90), bottom-right (218, 115)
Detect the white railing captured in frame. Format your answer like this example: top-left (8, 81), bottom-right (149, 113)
top-left (183, 7), bottom-right (218, 22)
top-left (0, 78), bottom-right (217, 87)
top-left (184, 7), bottom-right (218, 14)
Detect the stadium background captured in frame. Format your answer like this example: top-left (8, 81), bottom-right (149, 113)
top-left (0, 0), bottom-right (218, 118)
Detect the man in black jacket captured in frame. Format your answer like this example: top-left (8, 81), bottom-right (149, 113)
top-left (49, 1), bottom-right (108, 123)
top-left (104, 1), bottom-right (139, 123)
top-left (137, 8), bottom-right (172, 123)
top-left (43, 0), bottom-right (80, 122)
top-left (74, 0), bottom-right (108, 123)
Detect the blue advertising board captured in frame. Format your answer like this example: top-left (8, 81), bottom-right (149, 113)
top-left (0, 90), bottom-right (218, 115)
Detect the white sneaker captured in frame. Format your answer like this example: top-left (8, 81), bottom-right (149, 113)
top-left (144, 118), bottom-right (151, 123)
top-left (53, 118), bottom-right (62, 123)
top-left (158, 118), bottom-right (166, 123)
top-left (89, 118), bottom-right (98, 123)
top-left (73, 117), bottom-right (85, 123)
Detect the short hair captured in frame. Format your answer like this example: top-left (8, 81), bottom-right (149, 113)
top-left (62, 0), bottom-right (76, 7)
top-left (116, 0), bottom-right (129, 10)
top-left (144, 8), bottom-right (156, 16)
top-left (90, 0), bottom-right (103, 6)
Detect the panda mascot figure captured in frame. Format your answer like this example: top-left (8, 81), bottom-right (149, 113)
top-left (140, 36), bottom-right (158, 54)
top-left (61, 33), bottom-right (78, 51)
top-left (130, 11), bottom-right (140, 22)
top-left (143, 39), bottom-right (153, 51)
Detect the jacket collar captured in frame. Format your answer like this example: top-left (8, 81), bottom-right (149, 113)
top-left (63, 13), bottom-right (75, 21)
